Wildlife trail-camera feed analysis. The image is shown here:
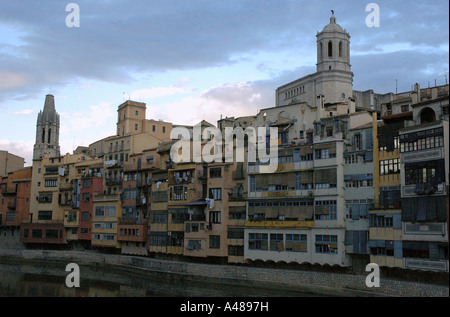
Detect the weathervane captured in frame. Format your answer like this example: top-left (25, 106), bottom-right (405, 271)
top-left (331, 10), bottom-right (334, 16)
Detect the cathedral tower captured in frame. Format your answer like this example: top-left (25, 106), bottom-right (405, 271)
top-left (33, 94), bottom-right (60, 160)
top-left (315, 13), bottom-right (354, 105)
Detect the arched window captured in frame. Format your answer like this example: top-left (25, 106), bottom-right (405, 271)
top-left (48, 128), bottom-right (51, 143)
top-left (420, 107), bottom-right (436, 124)
top-left (328, 41), bottom-right (333, 57)
top-left (320, 42), bottom-right (323, 59)
top-left (42, 128), bottom-right (45, 143)
top-left (339, 41), bottom-right (343, 57)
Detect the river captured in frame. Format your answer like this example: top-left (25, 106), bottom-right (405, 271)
top-left (0, 261), bottom-right (328, 297)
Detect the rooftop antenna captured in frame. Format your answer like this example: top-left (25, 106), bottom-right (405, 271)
top-left (395, 79), bottom-right (398, 94)
top-left (123, 92), bottom-right (125, 102)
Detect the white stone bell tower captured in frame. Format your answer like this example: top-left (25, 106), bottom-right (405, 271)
top-left (314, 13), bottom-right (354, 105)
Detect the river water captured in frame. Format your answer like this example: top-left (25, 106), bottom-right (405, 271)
top-left (0, 261), bottom-right (328, 297)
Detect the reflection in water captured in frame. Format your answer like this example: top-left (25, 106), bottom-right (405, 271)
top-left (0, 262), bottom-right (324, 297)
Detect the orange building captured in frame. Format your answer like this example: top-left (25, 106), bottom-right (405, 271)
top-left (0, 167), bottom-right (32, 235)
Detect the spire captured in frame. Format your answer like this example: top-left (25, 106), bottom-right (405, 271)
top-left (42, 94), bottom-right (57, 123)
top-left (43, 94), bottom-right (55, 112)
top-left (33, 94), bottom-right (60, 160)
top-left (330, 15), bottom-right (336, 24)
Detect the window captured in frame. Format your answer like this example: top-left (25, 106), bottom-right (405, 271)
top-left (314, 200), bottom-right (337, 220)
top-left (44, 179), bottom-right (57, 187)
top-left (379, 159), bottom-right (400, 176)
top-left (135, 110), bottom-right (138, 116)
top-left (306, 132), bottom-right (313, 144)
top-left (152, 125), bottom-right (156, 132)
top-left (401, 105), bottom-right (409, 112)
top-left (270, 234), bottom-right (283, 251)
top-left (355, 133), bottom-right (362, 150)
top-left (83, 179), bottom-right (91, 188)
top-left (32, 229), bottom-right (43, 239)
top-left (209, 188), bottom-right (222, 200)
top-left (173, 186), bottom-right (184, 201)
top-left (315, 235), bottom-right (338, 254)
top-left (163, 127), bottom-right (166, 133)
top-left (209, 235), bottom-right (220, 249)
top-left (38, 211), bottom-right (52, 221)
top-left (249, 175), bottom-right (256, 192)
top-left (328, 41), bottom-right (333, 57)
top-left (82, 212), bottom-right (89, 221)
top-left (295, 172), bottom-right (302, 190)
top-left (209, 211), bottom-right (221, 224)
top-left (326, 127), bottom-right (333, 137)
top-left (82, 192), bottom-right (90, 202)
top-left (279, 132), bottom-right (289, 145)
top-left (339, 41), bottom-right (343, 57)
top-left (135, 124), bottom-right (138, 130)
top-left (209, 167), bottom-right (221, 178)
top-left (315, 149), bottom-right (330, 159)
top-left (94, 206), bottom-right (116, 217)
top-left (285, 234), bottom-right (307, 252)
top-left (152, 214), bottom-right (167, 223)
top-left (248, 233), bottom-right (268, 250)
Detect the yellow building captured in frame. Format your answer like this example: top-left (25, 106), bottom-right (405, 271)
top-left (22, 153), bottom-right (88, 245)
top-left (369, 98), bottom-right (413, 268)
top-left (91, 193), bottom-right (121, 250)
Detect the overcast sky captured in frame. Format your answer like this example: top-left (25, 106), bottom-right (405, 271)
top-left (0, 0), bottom-right (448, 166)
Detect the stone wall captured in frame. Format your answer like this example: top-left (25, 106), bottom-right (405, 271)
top-left (0, 249), bottom-right (447, 297)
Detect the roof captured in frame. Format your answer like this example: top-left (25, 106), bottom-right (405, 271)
top-left (350, 122), bottom-right (377, 131)
top-left (322, 16), bottom-right (344, 33)
top-left (381, 111), bottom-right (413, 120)
top-left (411, 95), bottom-right (449, 108)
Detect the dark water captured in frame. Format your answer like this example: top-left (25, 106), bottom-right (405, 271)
top-left (0, 261), bottom-right (328, 297)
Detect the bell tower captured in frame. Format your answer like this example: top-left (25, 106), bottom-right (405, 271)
top-left (33, 94), bottom-right (60, 160)
top-left (314, 13), bottom-right (354, 106)
top-left (316, 13), bottom-right (351, 73)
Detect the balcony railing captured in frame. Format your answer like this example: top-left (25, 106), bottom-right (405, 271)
top-left (369, 202), bottom-right (401, 210)
top-left (404, 258), bottom-right (448, 272)
top-left (118, 217), bottom-right (144, 225)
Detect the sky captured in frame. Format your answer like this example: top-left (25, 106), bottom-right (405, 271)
top-left (0, 0), bottom-right (448, 166)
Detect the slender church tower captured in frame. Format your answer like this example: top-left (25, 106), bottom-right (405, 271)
top-left (33, 94), bottom-right (60, 160)
top-left (315, 13), bottom-right (354, 105)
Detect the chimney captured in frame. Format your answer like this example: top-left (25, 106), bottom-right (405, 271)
top-left (431, 87), bottom-right (438, 100)
top-left (413, 83), bottom-right (421, 104)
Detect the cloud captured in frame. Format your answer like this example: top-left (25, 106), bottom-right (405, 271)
top-left (0, 0), bottom-right (447, 110)
top-left (8, 108), bottom-right (36, 115)
top-left (130, 85), bottom-right (192, 100)
top-left (0, 139), bottom-right (34, 166)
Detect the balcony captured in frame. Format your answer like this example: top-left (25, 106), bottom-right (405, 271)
top-left (369, 202), bottom-right (401, 211)
top-left (117, 221), bottom-right (147, 242)
top-left (20, 222), bottom-right (67, 245)
top-left (404, 258), bottom-right (448, 272)
top-left (403, 182), bottom-right (445, 197)
top-left (105, 177), bottom-right (122, 186)
top-left (244, 220), bottom-right (315, 229)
